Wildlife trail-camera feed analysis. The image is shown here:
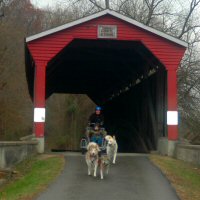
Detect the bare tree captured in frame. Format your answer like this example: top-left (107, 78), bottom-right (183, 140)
top-left (0, 0), bottom-right (46, 139)
top-left (143, 0), bottom-right (166, 25)
top-left (178, 0), bottom-right (200, 39)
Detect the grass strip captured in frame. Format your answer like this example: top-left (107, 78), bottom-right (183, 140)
top-left (0, 154), bottom-right (65, 200)
top-left (149, 154), bottom-right (200, 200)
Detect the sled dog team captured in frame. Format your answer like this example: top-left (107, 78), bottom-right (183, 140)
top-left (85, 135), bottom-right (118, 179)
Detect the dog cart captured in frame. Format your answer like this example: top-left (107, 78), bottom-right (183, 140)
top-left (80, 124), bottom-right (107, 155)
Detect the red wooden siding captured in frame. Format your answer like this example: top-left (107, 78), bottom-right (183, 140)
top-left (34, 61), bottom-right (46, 107)
top-left (28, 15), bottom-right (185, 70)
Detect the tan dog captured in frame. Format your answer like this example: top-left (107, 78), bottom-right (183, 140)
top-left (99, 155), bottom-right (110, 179)
top-left (105, 135), bottom-right (118, 164)
top-left (85, 142), bottom-right (100, 177)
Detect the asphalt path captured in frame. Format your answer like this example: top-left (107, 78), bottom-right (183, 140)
top-left (36, 153), bottom-right (179, 200)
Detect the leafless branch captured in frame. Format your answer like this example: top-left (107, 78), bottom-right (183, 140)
top-left (178, 0), bottom-right (200, 38)
top-left (88, 0), bottom-right (104, 10)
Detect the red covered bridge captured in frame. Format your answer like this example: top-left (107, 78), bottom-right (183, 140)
top-left (25, 9), bottom-right (187, 153)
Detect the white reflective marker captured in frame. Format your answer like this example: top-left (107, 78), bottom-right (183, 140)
top-left (167, 111), bottom-right (178, 125)
top-left (34, 108), bottom-right (45, 122)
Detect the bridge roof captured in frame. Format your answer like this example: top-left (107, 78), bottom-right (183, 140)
top-left (26, 9), bottom-right (187, 48)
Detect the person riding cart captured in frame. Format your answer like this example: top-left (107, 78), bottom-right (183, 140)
top-left (86, 106), bottom-right (106, 145)
top-left (80, 106), bottom-right (107, 154)
top-left (88, 106), bottom-right (104, 128)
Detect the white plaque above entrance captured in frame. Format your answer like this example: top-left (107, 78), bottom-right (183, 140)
top-left (98, 25), bottom-right (117, 38)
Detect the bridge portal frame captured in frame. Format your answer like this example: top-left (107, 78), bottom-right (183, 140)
top-left (25, 9), bottom-right (187, 153)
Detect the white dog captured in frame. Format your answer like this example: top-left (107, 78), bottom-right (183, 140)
top-left (105, 135), bottom-right (118, 164)
top-left (85, 142), bottom-right (100, 177)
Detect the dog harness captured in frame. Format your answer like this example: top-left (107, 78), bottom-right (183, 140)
top-left (90, 155), bottom-right (98, 164)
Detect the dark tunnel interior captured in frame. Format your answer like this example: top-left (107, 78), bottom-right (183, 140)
top-left (104, 73), bottom-right (167, 153)
top-left (26, 38), bottom-right (168, 152)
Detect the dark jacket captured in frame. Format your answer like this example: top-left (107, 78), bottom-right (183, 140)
top-left (88, 113), bottom-right (104, 126)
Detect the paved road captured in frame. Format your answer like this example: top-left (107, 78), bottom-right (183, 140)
top-left (36, 153), bottom-right (179, 200)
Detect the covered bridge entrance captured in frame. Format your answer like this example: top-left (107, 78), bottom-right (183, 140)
top-left (25, 9), bottom-right (187, 153)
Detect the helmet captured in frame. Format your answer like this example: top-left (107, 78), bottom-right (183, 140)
top-left (95, 106), bottom-right (102, 111)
